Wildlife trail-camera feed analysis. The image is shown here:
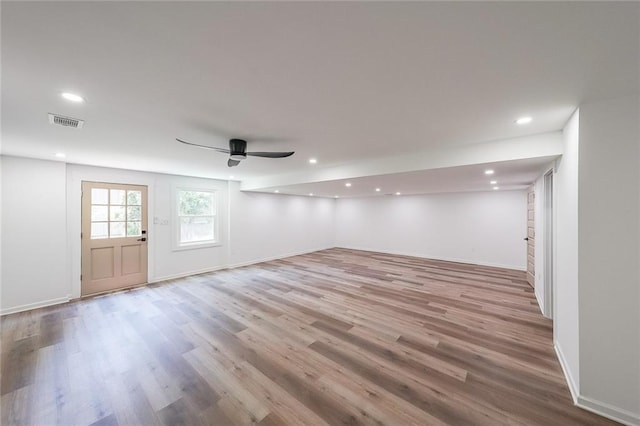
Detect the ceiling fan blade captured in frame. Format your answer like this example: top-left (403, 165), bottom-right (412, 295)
top-left (246, 151), bottom-right (295, 158)
top-left (176, 138), bottom-right (229, 154)
top-left (227, 158), bottom-right (241, 167)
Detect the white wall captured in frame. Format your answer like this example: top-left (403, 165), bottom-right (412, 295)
top-left (1, 157), bottom-right (70, 313)
top-left (577, 94), bottom-right (639, 422)
top-left (66, 165), bottom-right (231, 296)
top-left (1, 159), bottom-right (336, 313)
top-left (2, 159), bottom-right (527, 314)
top-left (553, 96), bottom-right (640, 424)
top-left (0, 156), bottom-right (3, 312)
top-left (335, 190), bottom-right (527, 270)
top-left (151, 172), bottom-right (229, 280)
top-left (554, 109), bottom-right (581, 399)
top-left (228, 181), bottom-right (335, 266)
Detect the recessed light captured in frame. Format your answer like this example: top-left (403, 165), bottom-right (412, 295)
top-left (345, 183), bottom-right (352, 187)
top-left (229, 175), bottom-right (235, 179)
top-left (516, 116), bottom-right (532, 125)
top-left (334, 195), bottom-right (339, 198)
top-left (490, 180), bottom-right (497, 185)
top-left (484, 169), bottom-right (494, 175)
top-left (61, 92), bottom-right (84, 103)
top-left (493, 186), bottom-right (500, 190)
top-left (54, 152), bottom-right (66, 158)
top-left (395, 192), bottom-right (401, 196)
top-left (309, 158), bottom-right (317, 164)
top-left (375, 188), bottom-right (381, 192)
top-left (274, 190), bottom-right (279, 193)
top-left (309, 193), bottom-right (314, 196)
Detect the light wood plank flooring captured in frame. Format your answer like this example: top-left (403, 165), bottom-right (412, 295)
top-left (1, 248), bottom-right (617, 425)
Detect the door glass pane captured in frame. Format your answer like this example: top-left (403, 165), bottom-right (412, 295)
top-left (110, 189), bottom-right (126, 205)
top-left (127, 221), bottom-right (141, 237)
top-left (127, 190), bottom-right (141, 206)
top-left (110, 206), bottom-right (125, 221)
top-left (110, 222), bottom-right (126, 238)
top-left (91, 205), bottom-right (108, 222)
top-left (88, 186), bottom-right (145, 240)
top-left (127, 206), bottom-right (141, 221)
top-left (92, 188), bottom-right (109, 204)
top-left (91, 222), bottom-right (108, 239)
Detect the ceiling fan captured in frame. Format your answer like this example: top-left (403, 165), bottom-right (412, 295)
top-left (176, 138), bottom-right (294, 167)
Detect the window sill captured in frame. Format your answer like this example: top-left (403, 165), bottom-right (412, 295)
top-left (173, 241), bottom-right (221, 251)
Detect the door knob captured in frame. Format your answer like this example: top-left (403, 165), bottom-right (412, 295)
top-left (524, 237), bottom-right (529, 241)
top-left (137, 237), bottom-right (147, 242)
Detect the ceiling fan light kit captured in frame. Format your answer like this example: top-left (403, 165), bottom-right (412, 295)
top-left (177, 138), bottom-right (294, 167)
top-left (229, 138), bottom-right (247, 161)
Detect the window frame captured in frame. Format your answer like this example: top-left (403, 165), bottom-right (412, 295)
top-left (173, 187), bottom-right (220, 251)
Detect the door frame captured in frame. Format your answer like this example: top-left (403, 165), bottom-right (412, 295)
top-left (67, 167), bottom-right (155, 299)
top-left (543, 169), bottom-right (554, 318)
top-left (81, 181), bottom-right (149, 296)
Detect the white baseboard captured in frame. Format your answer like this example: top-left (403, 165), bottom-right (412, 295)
top-left (335, 245), bottom-right (526, 271)
top-left (554, 342), bottom-right (639, 426)
top-left (148, 246), bottom-right (334, 284)
top-left (534, 288), bottom-right (544, 315)
top-left (226, 246), bottom-right (334, 269)
top-left (576, 396), bottom-right (640, 426)
top-left (149, 265), bottom-right (227, 283)
top-left (554, 342), bottom-right (579, 403)
top-left (1, 295), bottom-right (71, 316)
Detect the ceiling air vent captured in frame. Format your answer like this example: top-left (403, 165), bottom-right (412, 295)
top-left (48, 113), bottom-right (84, 129)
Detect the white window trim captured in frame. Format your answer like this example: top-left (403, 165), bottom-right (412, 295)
top-left (173, 186), bottom-right (220, 251)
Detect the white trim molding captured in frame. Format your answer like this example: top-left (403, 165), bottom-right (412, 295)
top-left (554, 342), bottom-right (579, 403)
top-left (555, 343), bottom-right (640, 426)
top-left (335, 246), bottom-right (526, 271)
top-left (149, 265), bottom-right (226, 283)
top-left (1, 295), bottom-right (71, 316)
top-left (533, 290), bottom-right (544, 315)
top-left (576, 396), bottom-right (640, 426)
top-left (227, 246), bottom-right (334, 270)
top-left (138, 246), bottom-right (334, 288)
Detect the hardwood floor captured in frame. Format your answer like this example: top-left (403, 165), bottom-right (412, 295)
top-left (1, 248), bottom-right (617, 425)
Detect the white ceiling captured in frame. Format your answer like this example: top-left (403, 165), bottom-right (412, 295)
top-left (263, 156), bottom-right (559, 198)
top-left (2, 2), bottom-right (638, 197)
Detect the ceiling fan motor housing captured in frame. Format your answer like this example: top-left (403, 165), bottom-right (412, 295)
top-left (229, 138), bottom-right (247, 160)
top-left (176, 137), bottom-right (293, 165)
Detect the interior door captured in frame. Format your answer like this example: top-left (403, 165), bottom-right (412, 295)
top-left (81, 181), bottom-right (148, 296)
top-left (526, 186), bottom-right (535, 288)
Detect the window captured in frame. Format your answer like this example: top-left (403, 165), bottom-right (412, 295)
top-left (176, 188), bottom-right (218, 248)
top-left (90, 188), bottom-right (142, 239)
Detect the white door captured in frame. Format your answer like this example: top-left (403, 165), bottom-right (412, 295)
top-left (81, 181), bottom-right (148, 296)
